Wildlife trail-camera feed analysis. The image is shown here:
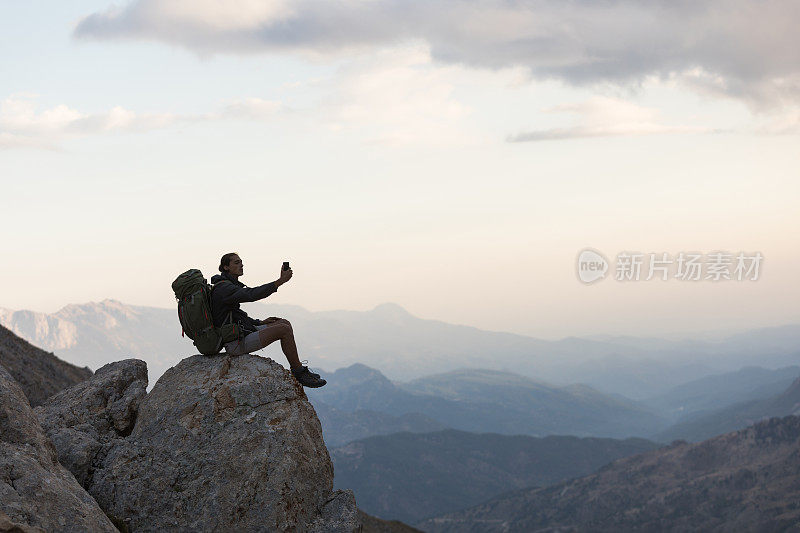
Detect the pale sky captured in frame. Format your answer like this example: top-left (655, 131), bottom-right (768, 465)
top-left (1, 0), bottom-right (799, 340)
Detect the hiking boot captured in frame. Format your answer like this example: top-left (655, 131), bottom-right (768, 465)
top-left (292, 366), bottom-right (327, 388)
top-left (299, 361), bottom-right (321, 379)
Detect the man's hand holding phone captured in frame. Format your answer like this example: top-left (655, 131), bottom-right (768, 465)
top-left (277, 261), bottom-right (293, 286)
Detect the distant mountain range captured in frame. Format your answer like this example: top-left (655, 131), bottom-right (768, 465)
top-left (420, 415), bottom-right (800, 532)
top-left (2, 300), bottom-right (798, 398)
top-left (643, 365), bottom-right (800, 421)
top-left (314, 362), bottom-right (800, 448)
top-left (331, 429), bottom-right (660, 524)
top-left (0, 301), bottom-right (192, 387)
top-left (656, 376), bottom-right (800, 443)
top-left (308, 364), bottom-right (667, 440)
top-left (314, 401), bottom-right (446, 447)
top-left (5, 301), bottom-right (800, 532)
top-left (307, 364), bottom-right (800, 446)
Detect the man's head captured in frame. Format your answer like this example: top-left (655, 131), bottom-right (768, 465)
top-left (219, 252), bottom-right (243, 277)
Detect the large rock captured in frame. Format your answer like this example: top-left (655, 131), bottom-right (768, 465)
top-left (35, 359), bottom-right (148, 486)
top-left (82, 354), bottom-right (358, 532)
top-left (0, 365), bottom-right (116, 532)
top-left (308, 489), bottom-right (361, 532)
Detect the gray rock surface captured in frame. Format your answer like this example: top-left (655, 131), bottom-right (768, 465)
top-left (0, 510), bottom-right (46, 533)
top-left (0, 365), bottom-right (116, 533)
top-left (35, 359), bottom-right (148, 486)
top-left (48, 354), bottom-right (359, 532)
top-left (308, 489), bottom-right (362, 533)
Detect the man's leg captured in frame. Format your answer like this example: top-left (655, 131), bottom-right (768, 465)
top-left (256, 320), bottom-right (302, 369)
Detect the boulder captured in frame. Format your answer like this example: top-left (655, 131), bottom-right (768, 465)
top-left (0, 365), bottom-right (116, 532)
top-left (35, 358), bottom-right (148, 486)
top-left (81, 354), bottom-right (358, 532)
top-left (308, 489), bottom-right (361, 533)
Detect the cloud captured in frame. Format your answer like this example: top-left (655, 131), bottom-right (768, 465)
top-left (0, 95), bottom-right (282, 149)
top-left (317, 44), bottom-right (480, 146)
top-left (750, 107), bottom-right (800, 135)
top-left (74, 0), bottom-right (800, 107)
top-left (221, 98), bottom-right (282, 119)
top-left (507, 96), bottom-right (710, 142)
top-left (0, 95), bottom-right (178, 146)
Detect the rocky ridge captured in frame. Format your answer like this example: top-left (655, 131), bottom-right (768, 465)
top-left (31, 354), bottom-right (359, 532)
top-left (0, 324), bottom-right (91, 407)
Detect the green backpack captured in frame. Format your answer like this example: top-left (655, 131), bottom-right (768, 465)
top-left (172, 269), bottom-right (242, 355)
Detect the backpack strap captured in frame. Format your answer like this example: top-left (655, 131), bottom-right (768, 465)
top-left (210, 280), bottom-right (244, 345)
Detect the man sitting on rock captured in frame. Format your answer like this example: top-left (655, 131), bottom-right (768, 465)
top-left (210, 252), bottom-right (326, 388)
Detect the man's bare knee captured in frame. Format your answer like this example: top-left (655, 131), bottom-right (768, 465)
top-left (257, 323), bottom-right (289, 343)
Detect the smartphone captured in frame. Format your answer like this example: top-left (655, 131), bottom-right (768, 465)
top-left (282, 261), bottom-right (290, 271)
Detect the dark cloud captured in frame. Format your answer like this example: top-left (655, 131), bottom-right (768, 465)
top-left (74, 0), bottom-right (800, 106)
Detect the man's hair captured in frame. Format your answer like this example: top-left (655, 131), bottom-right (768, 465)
top-left (219, 252), bottom-right (239, 273)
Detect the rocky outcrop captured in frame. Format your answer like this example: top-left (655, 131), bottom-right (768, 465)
top-left (35, 359), bottom-right (148, 486)
top-left (0, 365), bottom-right (116, 532)
top-left (308, 489), bottom-right (361, 532)
top-left (0, 323), bottom-right (91, 407)
top-left (39, 353), bottom-right (360, 532)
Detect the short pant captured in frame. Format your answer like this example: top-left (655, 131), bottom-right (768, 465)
top-left (223, 324), bottom-right (269, 356)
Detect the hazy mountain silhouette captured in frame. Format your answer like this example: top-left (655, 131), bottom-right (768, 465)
top-left (656, 376), bottom-right (800, 443)
top-left (308, 364), bottom-right (667, 439)
top-left (2, 300), bottom-right (798, 397)
top-left (644, 365), bottom-right (800, 421)
top-left (420, 415), bottom-right (800, 532)
top-left (0, 300), bottom-right (190, 384)
top-left (314, 400), bottom-right (446, 447)
top-left (332, 429), bottom-right (660, 524)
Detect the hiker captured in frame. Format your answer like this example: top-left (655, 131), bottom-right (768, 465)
top-left (209, 252), bottom-right (326, 388)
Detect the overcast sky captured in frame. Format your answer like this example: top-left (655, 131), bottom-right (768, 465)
top-left (1, 0), bottom-right (798, 339)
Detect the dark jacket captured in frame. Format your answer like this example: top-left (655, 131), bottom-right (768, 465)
top-left (209, 272), bottom-right (278, 333)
